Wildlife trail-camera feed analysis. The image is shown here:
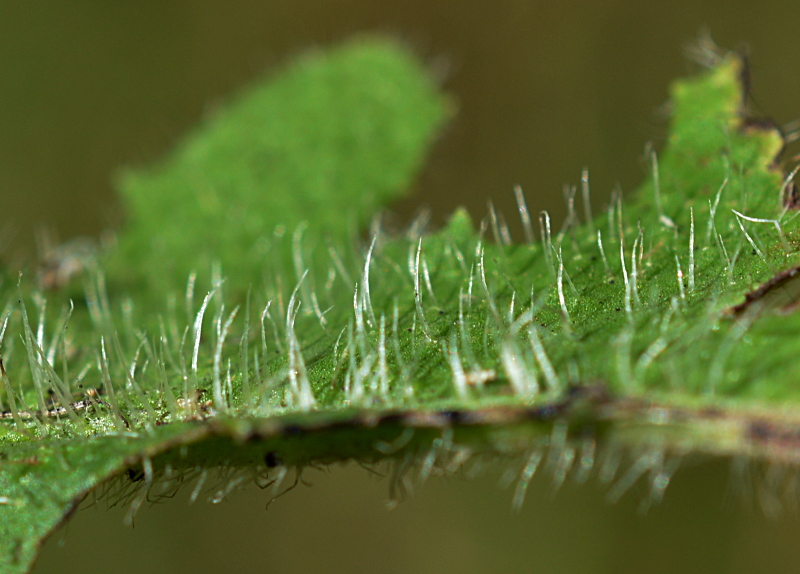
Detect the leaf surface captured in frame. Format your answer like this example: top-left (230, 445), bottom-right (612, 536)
top-left (1, 39), bottom-right (797, 573)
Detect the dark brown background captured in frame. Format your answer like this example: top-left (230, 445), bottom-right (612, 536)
top-left (3, 2), bottom-right (800, 572)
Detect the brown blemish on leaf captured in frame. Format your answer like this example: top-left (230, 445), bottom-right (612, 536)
top-left (735, 56), bottom-right (797, 208)
top-left (747, 418), bottom-right (800, 457)
top-left (602, 396), bottom-right (800, 464)
top-left (784, 181), bottom-right (800, 211)
top-left (726, 265), bottom-right (800, 316)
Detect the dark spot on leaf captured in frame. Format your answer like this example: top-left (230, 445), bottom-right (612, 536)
top-left (746, 418), bottom-right (800, 450)
top-left (264, 451), bottom-right (283, 468)
top-left (439, 410), bottom-right (463, 423)
top-left (127, 467), bottom-right (144, 482)
top-left (748, 420), bottom-right (771, 441)
top-left (379, 413), bottom-right (406, 425)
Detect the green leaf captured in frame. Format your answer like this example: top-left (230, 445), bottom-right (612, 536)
top-left (1, 38), bottom-right (798, 573)
top-left (109, 36), bottom-right (452, 296)
top-left (0, 37), bottom-right (451, 572)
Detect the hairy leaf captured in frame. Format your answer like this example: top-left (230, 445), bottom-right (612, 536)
top-left (1, 38), bottom-right (797, 573)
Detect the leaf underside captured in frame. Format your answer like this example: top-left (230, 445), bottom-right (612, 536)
top-left (2, 37), bottom-right (799, 572)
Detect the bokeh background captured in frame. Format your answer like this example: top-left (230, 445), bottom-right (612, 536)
top-left (2, 1), bottom-right (800, 572)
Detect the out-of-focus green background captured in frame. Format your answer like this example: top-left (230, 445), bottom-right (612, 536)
top-left (3, 2), bottom-right (800, 572)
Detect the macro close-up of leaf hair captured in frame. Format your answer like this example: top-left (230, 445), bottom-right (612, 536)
top-left (6, 9), bottom-right (800, 574)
